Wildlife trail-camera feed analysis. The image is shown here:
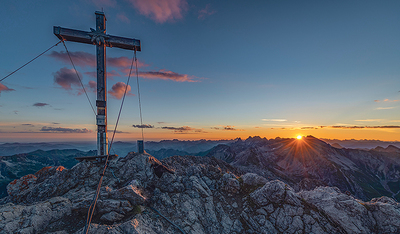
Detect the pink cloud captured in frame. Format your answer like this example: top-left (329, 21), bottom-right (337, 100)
top-left (49, 51), bottom-right (95, 67)
top-left (374, 99), bottom-right (399, 102)
top-left (117, 12), bottom-right (130, 24)
top-left (53, 67), bottom-right (81, 90)
top-left (0, 83), bottom-right (15, 93)
top-left (50, 51), bottom-right (149, 70)
top-left (108, 82), bottom-right (134, 99)
top-left (108, 56), bottom-right (149, 69)
top-left (129, 0), bottom-right (188, 23)
top-left (88, 80), bottom-right (97, 92)
top-left (138, 69), bottom-right (197, 82)
top-left (198, 4), bottom-right (216, 20)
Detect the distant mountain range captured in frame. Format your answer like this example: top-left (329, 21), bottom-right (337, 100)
top-left (321, 138), bottom-right (400, 150)
top-left (206, 136), bottom-right (400, 201)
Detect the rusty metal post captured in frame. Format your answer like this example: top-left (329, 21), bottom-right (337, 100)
top-left (95, 11), bottom-right (108, 156)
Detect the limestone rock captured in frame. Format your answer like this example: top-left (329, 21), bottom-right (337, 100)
top-left (100, 211), bottom-right (124, 222)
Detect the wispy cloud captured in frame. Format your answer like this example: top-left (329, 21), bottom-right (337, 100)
top-left (198, 4), bottom-right (216, 19)
top-left (0, 83), bottom-right (15, 93)
top-left (355, 119), bottom-right (382, 122)
top-left (328, 125), bottom-right (400, 129)
top-left (301, 127), bottom-right (319, 130)
top-left (40, 126), bottom-right (92, 133)
top-left (109, 56), bottom-right (148, 69)
top-left (21, 124), bottom-right (34, 127)
top-left (374, 99), bottom-right (399, 102)
top-left (161, 126), bottom-right (203, 133)
top-left (117, 12), bottom-right (130, 24)
top-left (128, 0), bottom-right (188, 23)
top-left (33, 102), bottom-right (49, 107)
top-left (108, 82), bottom-right (134, 99)
top-left (262, 119), bottom-right (287, 122)
top-left (49, 51), bottom-right (95, 67)
top-left (212, 125), bottom-right (244, 131)
top-left (50, 51), bottom-right (148, 69)
top-left (139, 70), bottom-right (197, 82)
top-left (132, 124), bottom-right (154, 128)
top-left (87, 80), bottom-right (96, 93)
top-left (376, 107), bottom-right (395, 110)
top-left (53, 67), bottom-right (81, 90)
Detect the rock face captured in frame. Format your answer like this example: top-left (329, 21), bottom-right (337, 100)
top-left (0, 153), bottom-right (400, 234)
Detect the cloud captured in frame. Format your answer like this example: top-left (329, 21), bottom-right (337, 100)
top-left (54, 67), bottom-right (81, 90)
top-left (109, 56), bottom-right (148, 69)
top-left (262, 119), bottom-right (287, 122)
top-left (117, 13), bottom-right (130, 23)
top-left (132, 124), bottom-right (154, 128)
top-left (355, 119), bottom-right (382, 122)
top-left (52, 122), bottom-right (60, 124)
top-left (108, 82), bottom-right (134, 99)
top-left (161, 126), bottom-right (203, 133)
top-left (198, 4), bottom-right (216, 19)
top-left (139, 69), bottom-right (197, 82)
top-left (375, 99), bottom-right (399, 102)
top-left (301, 127), bottom-right (318, 130)
top-left (88, 80), bottom-right (97, 92)
top-left (49, 51), bottom-right (95, 67)
top-left (329, 125), bottom-right (400, 129)
top-left (33, 102), bottom-right (49, 107)
top-left (50, 51), bottom-right (148, 70)
top-left (316, 125), bottom-right (400, 129)
top-left (0, 83), bottom-right (15, 93)
top-left (222, 125), bottom-right (244, 131)
top-left (376, 107), bottom-right (395, 110)
top-left (21, 124), bottom-right (34, 127)
top-left (157, 122), bottom-right (166, 124)
top-left (211, 125), bottom-right (244, 131)
top-left (107, 130), bottom-right (128, 133)
top-left (128, 0), bottom-right (188, 23)
top-left (40, 126), bottom-right (93, 133)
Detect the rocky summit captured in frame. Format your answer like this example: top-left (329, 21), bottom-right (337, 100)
top-left (0, 152), bottom-right (400, 234)
top-left (0, 153), bottom-right (400, 234)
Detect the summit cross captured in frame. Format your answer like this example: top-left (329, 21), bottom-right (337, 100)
top-left (54, 11), bottom-right (141, 156)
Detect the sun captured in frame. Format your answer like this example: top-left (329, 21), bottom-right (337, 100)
top-left (297, 135), bottom-right (302, 140)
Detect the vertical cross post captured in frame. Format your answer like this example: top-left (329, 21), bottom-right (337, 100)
top-left (95, 12), bottom-right (107, 156)
top-left (54, 11), bottom-right (141, 158)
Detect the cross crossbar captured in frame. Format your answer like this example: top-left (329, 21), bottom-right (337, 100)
top-left (53, 26), bottom-right (141, 51)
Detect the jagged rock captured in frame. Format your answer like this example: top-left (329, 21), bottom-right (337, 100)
top-left (1, 153), bottom-right (400, 234)
top-left (240, 173), bottom-right (267, 193)
top-left (105, 185), bottom-right (145, 206)
top-left (250, 180), bottom-right (301, 207)
top-left (0, 197), bottom-right (71, 233)
top-left (299, 186), bottom-right (400, 233)
top-left (220, 173), bottom-right (240, 194)
top-left (6, 174), bottom-right (37, 199)
top-left (100, 211), bottom-right (124, 222)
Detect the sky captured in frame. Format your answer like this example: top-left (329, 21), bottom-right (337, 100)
top-left (1, 0), bottom-right (400, 142)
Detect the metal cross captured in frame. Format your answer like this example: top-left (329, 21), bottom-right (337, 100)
top-left (54, 11), bottom-right (141, 157)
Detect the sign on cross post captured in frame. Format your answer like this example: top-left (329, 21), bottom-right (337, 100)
top-left (54, 11), bottom-right (141, 157)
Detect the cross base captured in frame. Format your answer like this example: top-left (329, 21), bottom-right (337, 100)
top-left (75, 154), bottom-right (118, 163)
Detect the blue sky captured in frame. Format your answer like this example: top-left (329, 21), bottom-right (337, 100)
top-left (1, 0), bottom-right (400, 142)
